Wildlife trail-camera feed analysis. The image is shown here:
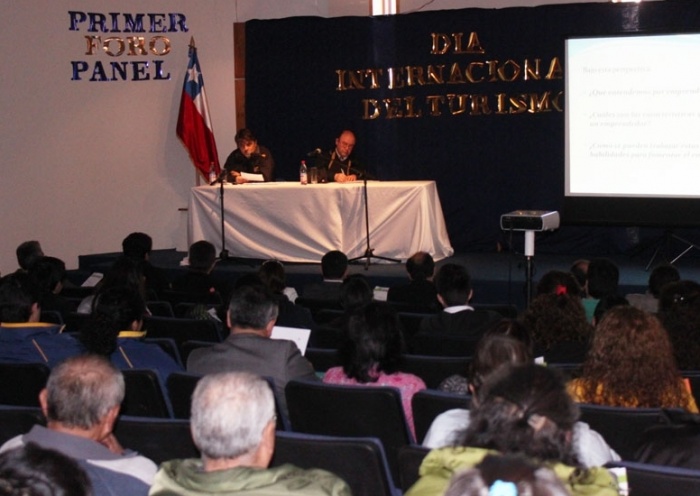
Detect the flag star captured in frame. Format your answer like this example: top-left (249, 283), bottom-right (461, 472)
top-left (187, 64), bottom-right (201, 83)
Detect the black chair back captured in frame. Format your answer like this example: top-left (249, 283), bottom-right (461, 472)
top-left (179, 340), bottom-right (215, 366)
top-left (0, 363), bottom-right (50, 407)
top-left (305, 347), bottom-right (341, 372)
top-left (0, 406), bottom-right (45, 445)
top-left (166, 372), bottom-right (202, 419)
top-left (308, 325), bottom-right (344, 349)
top-left (410, 333), bottom-right (479, 357)
top-left (121, 369), bottom-right (171, 418)
top-left (400, 354), bottom-right (468, 389)
top-left (411, 389), bottom-right (471, 444)
top-left (578, 403), bottom-right (669, 460)
top-left (146, 300), bottom-right (174, 317)
top-left (397, 444), bottom-right (430, 493)
top-left (113, 416), bottom-right (198, 465)
top-left (142, 316), bottom-right (224, 357)
top-left (606, 461), bottom-right (700, 496)
top-left (271, 431), bottom-right (397, 496)
top-left (285, 379), bottom-right (412, 485)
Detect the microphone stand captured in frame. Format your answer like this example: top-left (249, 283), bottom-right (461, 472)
top-left (349, 172), bottom-right (400, 270)
top-left (213, 172), bottom-right (229, 261)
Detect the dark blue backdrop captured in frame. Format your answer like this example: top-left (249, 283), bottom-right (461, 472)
top-left (244, 0), bottom-right (700, 256)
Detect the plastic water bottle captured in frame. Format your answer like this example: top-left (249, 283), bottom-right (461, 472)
top-left (300, 160), bottom-right (308, 185)
top-left (208, 162), bottom-right (217, 184)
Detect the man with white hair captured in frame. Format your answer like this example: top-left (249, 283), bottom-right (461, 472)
top-left (0, 354), bottom-right (157, 495)
top-left (149, 372), bottom-right (351, 495)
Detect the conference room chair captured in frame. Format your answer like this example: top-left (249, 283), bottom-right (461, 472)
top-left (178, 339), bottom-right (214, 366)
top-left (40, 310), bottom-right (64, 326)
top-left (400, 354), bottom-right (468, 389)
top-left (409, 333), bottom-right (479, 357)
top-left (145, 300), bottom-right (175, 317)
top-left (166, 372), bottom-right (289, 431)
top-left (0, 405), bottom-right (45, 445)
top-left (314, 308), bottom-right (345, 325)
top-left (397, 444), bottom-right (431, 493)
top-left (308, 324), bottom-right (344, 349)
top-left (605, 460), bottom-right (700, 496)
top-left (578, 403), bottom-right (672, 461)
top-left (294, 297), bottom-right (343, 321)
top-left (0, 362), bottom-right (50, 408)
top-left (120, 369), bottom-right (172, 418)
top-left (142, 316), bottom-right (224, 356)
top-left (271, 431), bottom-right (399, 496)
top-left (285, 379), bottom-right (412, 485)
top-left (112, 416), bottom-right (199, 465)
top-left (143, 337), bottom-right (183, 367)
top-left (411, 389), bottom-right (471, 444)
top-left (59, 286), bottom-right (95, 299)
top-left (396, 312), bottom-right (433, 342)
top-left (159, 289), bottom-right (223, 308)
top-left (305, 347), bottom-right (342, 373)
top-left (173, 302), bottom-right (224, 320)
top-left (62, 311), bottom-right (92, 334)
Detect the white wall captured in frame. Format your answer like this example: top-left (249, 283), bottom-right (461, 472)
top-left (0, 0), bottom-right (640, 274)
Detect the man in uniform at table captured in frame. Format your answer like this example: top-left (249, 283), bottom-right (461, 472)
top-left (222, 128), bottom-right (275, 183)
top-left (315, 130), bottom-right (360, 183)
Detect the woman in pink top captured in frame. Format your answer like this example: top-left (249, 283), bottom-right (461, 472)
top-left (323, 302), bottom-right (426, 438)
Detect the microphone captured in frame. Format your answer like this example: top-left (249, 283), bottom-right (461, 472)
top-left (307, 148), bottom-right (322, 157)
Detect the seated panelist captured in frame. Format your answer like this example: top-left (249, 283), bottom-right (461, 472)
top-left (314, 129), bottom-right (363, 183)
top-left (222, 128), bottom-right (275, 183)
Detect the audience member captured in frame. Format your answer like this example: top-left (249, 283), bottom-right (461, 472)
top-left (258, 260), bottom-right (315, 330)
top-left (520, 291), bottom-right (592, 363)
top-left (581, 258), bottom-right (620, 322)
top-left (569, 259), bottom-right (589, 296)
top-left (424, 332), bottom-right (619, 468)
top-left (302, 250), bottom-right (348, 301)
top-left (324, 273), bottom-right (373, 331)
top-left (0, 355), bottom-right (157, 495)
top-left (15, 241), bottom-right (44, 274)
top-left (149, 372), bottom-right (350, 495)
top-left (323, 302), bottom-right (426, 438)
top-left (222, 128), bottom-right (275, 183)
top-left (443, 454), bottom-right (570, 496)
top-left (0, 273), bottom-right (81, 367)
top-left (77, 256), bottom-right (148, 314)
top-left (568, 305), bottom-right (698, 411)
top-left (626, 263), bottom-right (680, 314)
top-left (657, 280), bottom-right (700, 370)
top-left (407, 364), bottom-right (619, 495)
top-left (387, 251), bottom-right (441, 312)
top-left (121, 232), bottom-right (170, 297)
top-left (417, 263), bottom-right (500, 337)
top-left (535, 270), bottom-right (582, 297)
top-left (592, 294), bottom-right (629, 326)
top-left (78, 286), bottom-right (183, 388)
top-left (187, 284), bottom-right (319, 418)
top-left (172, 240), bottom-right (230, 301)
top-left (0, 442), bottom-right (92, 496)
top-left (28, 256), bottom-right (74, 317)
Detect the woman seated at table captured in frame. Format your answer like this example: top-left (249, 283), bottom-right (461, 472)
top-left (568, 305), bottom-right (698, 412)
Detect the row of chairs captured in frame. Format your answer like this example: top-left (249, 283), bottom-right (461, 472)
top-left (3, 396), bottom-right (700, 496)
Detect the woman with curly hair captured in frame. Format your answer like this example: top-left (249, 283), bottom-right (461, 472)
top-left (322, 301), bottom-right (425, 437)
top-left (520, 290), bottom-right (592, 363)
top-left (569, 305), bottom-right (697, 411)
top-left (407, 364), bottom-right (619, 496)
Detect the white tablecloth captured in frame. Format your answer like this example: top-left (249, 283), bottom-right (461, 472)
top-left (188, 180), bottom-right (454, 263)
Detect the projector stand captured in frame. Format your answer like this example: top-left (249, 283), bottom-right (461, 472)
top-left (524, 230), bottom-right (536, 306)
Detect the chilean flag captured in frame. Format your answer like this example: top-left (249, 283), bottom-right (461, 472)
top-left (176, 39), bottom-right (220, 179)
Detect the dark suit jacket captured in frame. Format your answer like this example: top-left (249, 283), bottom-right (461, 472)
top-left (418, 308), bottom-right (501, 338)
top-left (387, 279), bottom-right (441, 312)
top-left (186, 332), bottom-right (318, 417)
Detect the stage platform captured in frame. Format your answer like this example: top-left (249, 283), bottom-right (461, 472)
top-left (73, 245), bottom-right (700, 313)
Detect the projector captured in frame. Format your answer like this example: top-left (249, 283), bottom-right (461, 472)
top-left (500, 210), bottom-right (560, 232)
